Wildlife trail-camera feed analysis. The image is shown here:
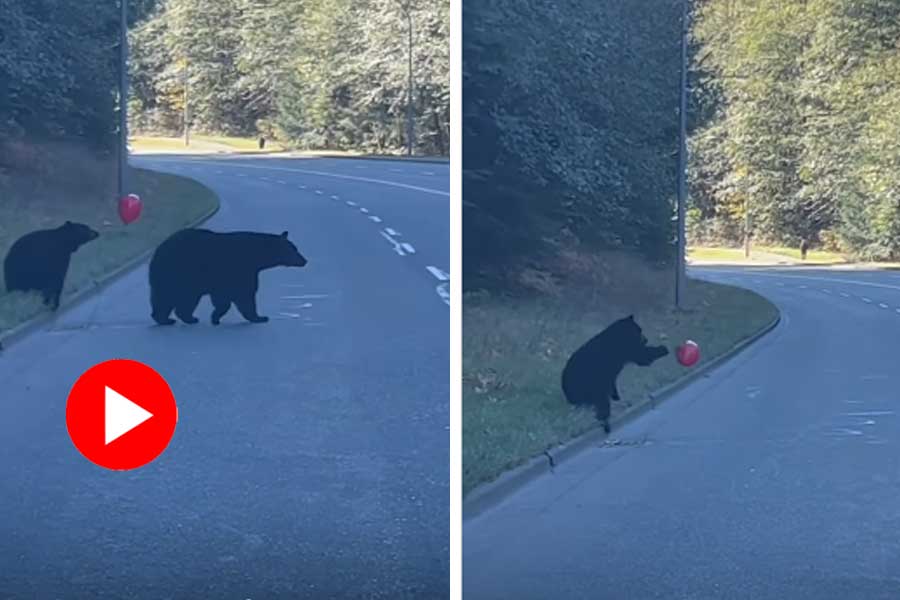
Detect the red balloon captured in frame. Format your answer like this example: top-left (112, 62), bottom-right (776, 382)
top-left (118, 194), bottom-right (142, 225)
top-left (676, 340), bottom-right (700, 367)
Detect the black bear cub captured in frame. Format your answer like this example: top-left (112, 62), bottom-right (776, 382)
top-left (149, 228), bottom-right (308, 325)
top-left (561, 315), bottom-right (669, 434)
top-left (3, 221), bottom-right (99, 310)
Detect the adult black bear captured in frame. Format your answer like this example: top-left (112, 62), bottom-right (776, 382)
top-left (148, 228), bottom-right (308, 326)
top-left (3, 221), bottom-right (99, 310)
top-left (561, 315), bottom-right (669, 434)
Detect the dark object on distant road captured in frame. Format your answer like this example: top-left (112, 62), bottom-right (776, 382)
top-left (561, 315), bottom-right (669, 433)
top-left (3, 221), bottom-right (99, 310)
top-left (259, 137), bottom-right (266, 150)
top-left (149, 228), bottom-right (308, 326)
top-left (800, 238), bottom-right (809, 261)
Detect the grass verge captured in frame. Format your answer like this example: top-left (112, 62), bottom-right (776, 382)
top-left (130, 134), bottom-right (286, 153)
top-left (689, 245), bottom-right (846, 264)
top-left (0, 167), bottom-right (219, 335)
top-left (463, 274), bottom-right (778, 497)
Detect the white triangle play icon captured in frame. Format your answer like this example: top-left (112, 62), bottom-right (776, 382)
top-left (105, 386), bottom-right (153, 445)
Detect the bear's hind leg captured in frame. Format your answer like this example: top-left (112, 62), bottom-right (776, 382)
top-left (594, 394), bottom-right (611, 434)
top-left (174, 292), bottom-right (202, 324)
top-left (41, 286), bottom-right (61, 311)
top-left (234, 290), bottom-right (268, 324)
top-left (150, 284), bottom-right (177, 325)
top-left (210, 293), bottom-right (231, 325)
top-left (610, 379), bottom-right (621, 402)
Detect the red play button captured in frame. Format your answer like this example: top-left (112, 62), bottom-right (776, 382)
top-left (66, 359), bottom-right (178, 470)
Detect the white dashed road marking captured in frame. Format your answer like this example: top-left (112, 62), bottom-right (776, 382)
top-left (315, 190), bottom-right (323, 195)
top-left (862, 297), bottom-right (872, 303)
top-left (380, 231), bottom-right (406, 256)
top-left (400, 242), bottom-right (416, 254)
top-left (282, 294), bottom-right (330, 299)
top-left (426, 266), bottom-right (450, 281)
top-left (436, 283), bottom-right (450, 306)
top-left (331, 195), bottom-right (339, 200)
top-left (879, 303), bottom-right (889, 309)
top-left (369, 216), bottom-right (382, 223)
top-left (346, 200), bottom-right (357, 207)
top-left (360, 207), bottom-right (369, 214)
top-left (385, 228), bottom-right (400, 237)
top-left (277, 180), bottom-right (287, 184)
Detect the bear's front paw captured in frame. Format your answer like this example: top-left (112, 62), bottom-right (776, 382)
top-left (180, 316), bottom-right (199, 324)
top-left (250, 316), bottom-right (269, 324)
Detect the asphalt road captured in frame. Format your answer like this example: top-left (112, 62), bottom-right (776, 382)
top-left (0, 155), bottom-right (449, 599)
top-left (464, 266), bottom-right (900, 600)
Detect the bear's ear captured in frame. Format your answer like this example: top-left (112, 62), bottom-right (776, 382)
top-left (280, 231), bottom-right (289, 238)
top-left (65, 220), bottom-right (72, 225)
top-left (627, 314), bottom-right (634, 321)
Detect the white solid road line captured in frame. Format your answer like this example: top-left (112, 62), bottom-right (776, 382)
top-left (186, 160), bottom-right (450, 197)
top-left (717, 270), bottom-right (900, 293)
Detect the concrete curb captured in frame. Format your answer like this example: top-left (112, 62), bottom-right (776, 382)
top-left (0, 202), bottom-right (220, 353)
top-left (462, 311), bottom-right (783, 521)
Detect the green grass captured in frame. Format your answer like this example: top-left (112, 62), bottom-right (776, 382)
top-left (130, 135), bottom-right (285, 153)
top-left (0, 168), bottom-right (218, 335)
top-left (462, 278), bottom-right (779, 497)
top-left (688, 245), bottom-right (847, 264)
top-left (760, 245), bottom-right (846, 264)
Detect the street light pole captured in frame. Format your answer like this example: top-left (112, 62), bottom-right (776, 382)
top-left (403, 3), bottom-right (415, 157)
top-left (117, 0), bottom-right (129, 198)
top-left (675, 0), bottom-right (690, 309)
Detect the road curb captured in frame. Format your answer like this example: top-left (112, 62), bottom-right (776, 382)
top-left (462, 310), bottom-right (783, 521)
top-left (0, 202), bottom-right (220, 353)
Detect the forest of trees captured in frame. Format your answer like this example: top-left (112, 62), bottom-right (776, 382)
top-left (463, 0), bottom-right (683, 284)
top-left (0, 0), bottom-right (449, 157)
top-left (464, 0), bottom-right (900, 288)
top-left (129, 0), bottom-right (450, 155)
top-left (690, 0), bottom-right (900, 260)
